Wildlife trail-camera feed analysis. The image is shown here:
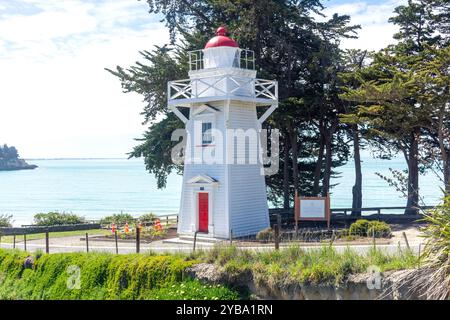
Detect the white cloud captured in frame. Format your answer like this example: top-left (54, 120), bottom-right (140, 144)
top-left (0, 0), bottom-right (409, 158)
top-left (0, 0), bottom-right (169, 158)
top-left (321, 0), bottom-right (406, 50)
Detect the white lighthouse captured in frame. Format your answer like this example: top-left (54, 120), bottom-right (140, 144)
top-left (168, 27), bottom-right (278, 239)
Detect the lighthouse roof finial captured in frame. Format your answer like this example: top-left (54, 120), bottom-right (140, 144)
top-left (205, 26), bottom-right (239, 49)
top-left (216, 26), bottom-right (227, 36)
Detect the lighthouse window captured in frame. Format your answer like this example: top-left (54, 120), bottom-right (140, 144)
top-left (202, 122), bottom-right (213, 145)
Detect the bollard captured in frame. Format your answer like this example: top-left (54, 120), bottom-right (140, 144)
top-left (45, 232), bottom-right (49, 254)
top-left (115, 230), bottom-right (119, 254)
top-left (13, 235), bottom-right (16, 249)
top-left (24, 234), bottom-right (27, 251)
top-left (86, 233), bottom-right (89, 253)
top-left (274, 224), bottom-right (280, 250)
top-left (136, 225), bottom-right (140, 253)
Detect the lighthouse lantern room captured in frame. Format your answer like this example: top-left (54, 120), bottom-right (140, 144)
top-left (168, 26), bottom-right (278, 239)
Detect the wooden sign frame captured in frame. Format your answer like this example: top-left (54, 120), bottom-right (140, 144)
top-left (294, 191), bottom-right (331, 229)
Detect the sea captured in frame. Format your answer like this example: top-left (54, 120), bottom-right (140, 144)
top-left (0, 157), bottom-right (444, 226)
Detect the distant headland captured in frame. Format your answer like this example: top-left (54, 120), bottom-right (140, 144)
top-left (0, 144), bottom-right (37, 171)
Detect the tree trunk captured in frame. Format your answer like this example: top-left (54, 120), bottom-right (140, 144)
top-left (322, 121), bottom-right (338, 197)
top-left (351, 125), bottom-right (362, 216)
top-left (322, 134), bottom-right (333, 197)
top-left (313, 133), bottom-right (325, 196)
top-left (405, 130), bottom-right (420, 215)
top-left (444, 156), bottom-right (450, 195)
top-left (283, 135), bottom-right (290, 209)
top-left (289, 126), bottom-right (299, 193)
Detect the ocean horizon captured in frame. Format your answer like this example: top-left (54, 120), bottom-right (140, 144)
top-left (0, 157), bottom-right (444, 226)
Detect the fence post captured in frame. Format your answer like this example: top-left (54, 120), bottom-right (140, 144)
top-left (136, 225), bottom-right (140, 253)
top-left (45, 232), bottom-right (49, 254)
top-left (274, 224), bottom-right (280, 250)
top-left (418, 244), bottom-right (421, 269)
top-left (402, 232), bottom-right (410, 251)
top-left (193, 231), bottom-right (198, 252)
top-left (13, 235), bottom-right (16, 249)
top-left (24, 234), bottom-right (27, 251)
top-left (85, 233), bottom-right (89, 253)
top-left (115, 230), bottom-right (119, 254)
top-left (372, 231), bottom-right (376, 248)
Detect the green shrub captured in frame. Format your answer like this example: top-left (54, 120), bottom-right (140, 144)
top-left (0, 214), bottom-right (13, 227)
top-left (33, 212), bottom-right (85, 226)
top-left (367, 221), bottom-right (392, 238)
top-left (348, 219), bottom-right (370, 236)
top-left (138, 213), bottom-right (156, 224)
top-left (100, 213), bottom-right (135, 225)
top-left (256, 227), bottom-right (274, 242)
top-left (349, 219), bottom-right (392, 238)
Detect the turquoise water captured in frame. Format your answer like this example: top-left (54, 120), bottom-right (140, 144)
top-left (0, 158), bottom-right (443, 226)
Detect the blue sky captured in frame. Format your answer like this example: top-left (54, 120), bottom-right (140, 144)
top-left (0, 0), bottom-right (405, 158)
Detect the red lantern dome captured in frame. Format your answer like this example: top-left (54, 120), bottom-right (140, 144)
top-left (205, 26), bottom-right (239, 49)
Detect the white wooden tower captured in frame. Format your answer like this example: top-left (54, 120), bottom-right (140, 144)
top-left (168, 26), bottom-right (278, 238)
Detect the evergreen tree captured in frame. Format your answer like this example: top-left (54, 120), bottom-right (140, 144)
top-left (109, 0), bottom-right (359, 207)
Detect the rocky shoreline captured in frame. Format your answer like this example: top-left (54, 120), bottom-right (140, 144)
top-left (0, 159), bottom-right (38, 171)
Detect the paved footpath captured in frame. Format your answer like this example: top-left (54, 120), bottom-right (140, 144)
top-left (0, 227), bottom-right (423, 255)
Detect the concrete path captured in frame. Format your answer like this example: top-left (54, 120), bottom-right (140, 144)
top-left (0, 226), bottom-right (424, 255)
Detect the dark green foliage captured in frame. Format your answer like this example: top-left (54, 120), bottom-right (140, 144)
top-left (109, 0), bottom-right (360, 204)
top-left (0, 250), bottom-right (238, 300)
top-left (99, 213), bottom-right (135, 225)
top-left (340, 0), bottom-right (450, 210)
top-left (146, 280), bottom-right (240, 300)
top-left (0, 214), bottom-right (13, 227)
top-left (256, 227), bottom-right (274, 242)
top-left (128, 113), bottom-right (185, 189)
top-left (367, 221), bottom-right (392, 238)
top-left (33, 212), bottom-right (86, 226)
top-left (138, 213), bottom-right (157, 224)
top-left (348, 219), bottom-right (371, 236)
top-left (349, 219), bottom-right (392, 238)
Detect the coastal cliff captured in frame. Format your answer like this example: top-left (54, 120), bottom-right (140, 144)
top-left (0, 158), bottom-right (37, 171)
top-left (0, 144), bottom-right (37, 171)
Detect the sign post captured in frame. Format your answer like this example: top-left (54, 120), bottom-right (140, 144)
top-left (294, 193), bottom-right (331, 229)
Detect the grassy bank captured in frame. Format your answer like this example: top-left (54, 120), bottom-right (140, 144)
top-left (0, 249), bottom-right (239, 300)
top-left (0, 245), bottom-right (418, 300)
top-left (202, 245), bottom-right (419, 286)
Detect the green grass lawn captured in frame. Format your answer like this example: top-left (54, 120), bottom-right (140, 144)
top-left (0, 229), bottom-right (110, 243)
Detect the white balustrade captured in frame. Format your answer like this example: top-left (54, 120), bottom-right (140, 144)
top-left (168, 75), bottom-right (278, 106)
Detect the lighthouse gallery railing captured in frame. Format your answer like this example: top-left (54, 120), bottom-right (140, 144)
top-left (168, 75), bottom-right (278, 105)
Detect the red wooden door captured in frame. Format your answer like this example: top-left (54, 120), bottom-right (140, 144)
top-left (198, 193), bottom-right (209, 233)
